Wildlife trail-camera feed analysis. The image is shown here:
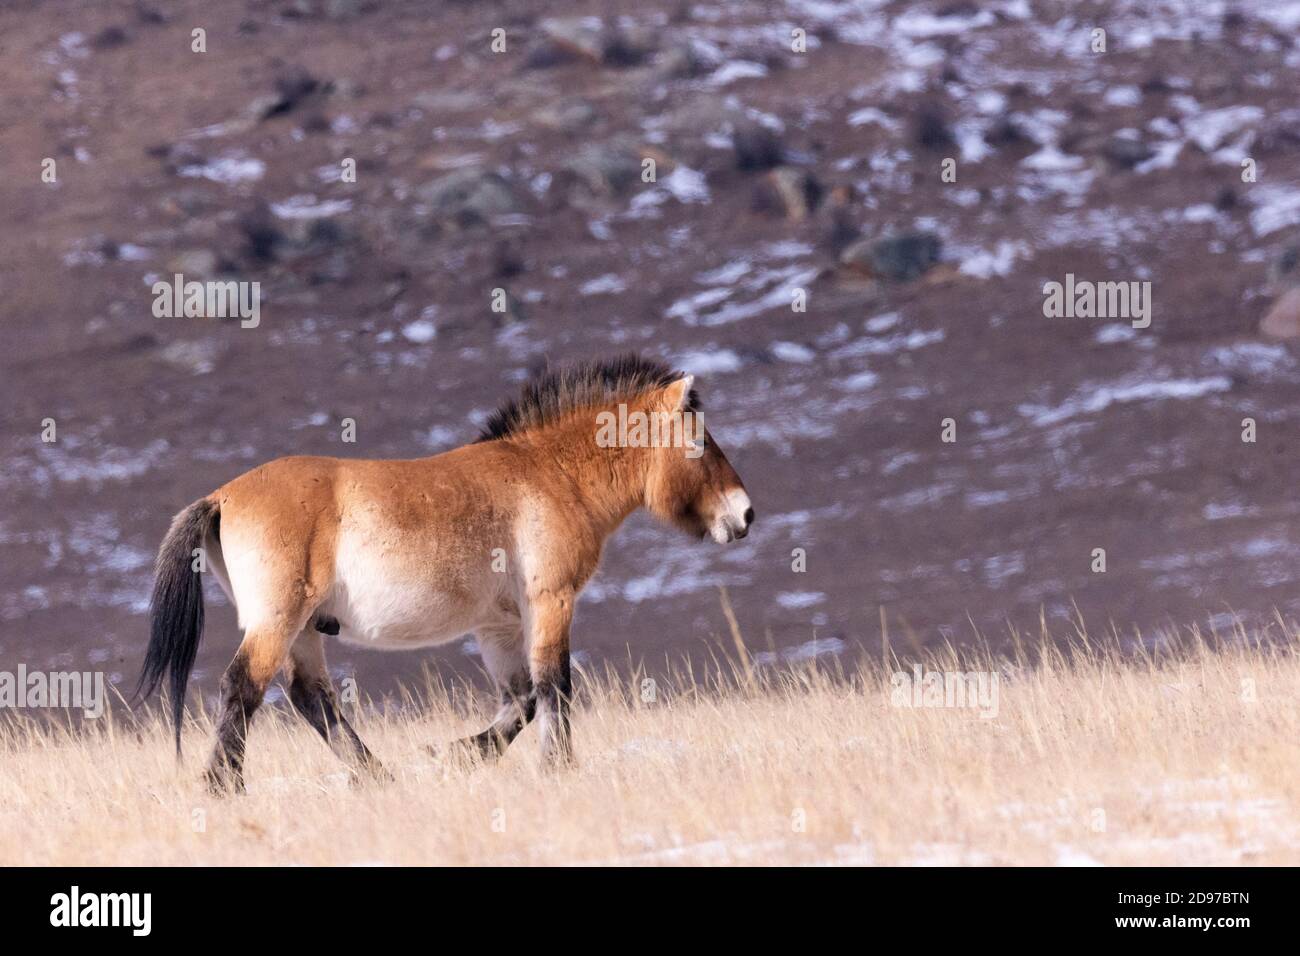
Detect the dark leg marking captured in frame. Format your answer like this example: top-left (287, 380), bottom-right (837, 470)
top-left (534, 656), bottom-right (573, 767)
top-left (443, 672), bottom-right (536, 762)
top-left (205, 652), bottom-right (263, 795)
top-left (288, 673), bottom-right (390, 783)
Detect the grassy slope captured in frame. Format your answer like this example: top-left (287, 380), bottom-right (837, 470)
top-left (2, 624), bottom-right (1297, 866)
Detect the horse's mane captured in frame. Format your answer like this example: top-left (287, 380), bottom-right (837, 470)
top-left (477, 353), bottom-right (700, 442)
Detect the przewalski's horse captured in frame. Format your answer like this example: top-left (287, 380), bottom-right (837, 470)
top-left (136, 355), bottom-right (754, 792)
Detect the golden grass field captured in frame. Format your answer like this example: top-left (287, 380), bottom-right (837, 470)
top-left (2, 616), bottom-right (1298, 866)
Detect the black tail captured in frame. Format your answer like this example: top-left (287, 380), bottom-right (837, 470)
top-left (135, 497), bottom-right (219, 755)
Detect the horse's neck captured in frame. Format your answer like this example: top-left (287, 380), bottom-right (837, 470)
top-left (518, 420), bottom-right (649, 536)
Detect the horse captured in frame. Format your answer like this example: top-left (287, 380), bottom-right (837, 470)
top-left (136, 354), bottom-right (754, 792)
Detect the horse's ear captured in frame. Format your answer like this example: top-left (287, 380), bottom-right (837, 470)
top-left (663, 374), bottom-right (695, 410)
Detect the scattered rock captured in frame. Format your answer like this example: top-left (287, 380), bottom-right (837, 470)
top-left (759, 167), bottom-right (822, 221)
top-left (733, 121), bottom-right (783, 171)
top-left (148, 140), bottom-right (206, 175)
top-left (415, 168), bottom-right (521, 227)
top-left (1140, 74), bottom-right (1172, 95)
top-left (279, 216), bottom-right (349, 260)
top-left (603, 25), bottom-right (657, 67)
top-left (913, 104), bottom-right (955, 152)
top-left (654, 43), bottom-right (710, 80)
top-left (1256, 113), bottom-right (1300, 154)
top-left (1269, 243), bottom-right (1300, 290)
top-left (536, 98), bottom-right (599, 133)
top-left (840, 231), bottom-right (942, 282)
top-left (283, 0), bottom-right (375, 19)
top-left (538, 17), bottom-right (655, 67)
top-left (1260, 287), bottom-right (1300, 339)
top-left (267, 65), bottom-right (321, 117)
top-left (159, 339), bottom-right (223, 375)
top-left (539, 17), bottom-right (605, 63)
top-left (523, 40), bottom-right (579, 70)
top-left (493, 238), bottom-right (525, 279)
top-left (984, 115), bottom-right (1034, 150)
top-left (167, 249), bottom-right (219, 279)
top-left (1101, 134), bottom-right (1155, 170)
top-left (91, 26), bottom-right (130, 50)
top-left (557, 140), bottom-right (646, 199)
top-left (134, 2), bottom-right (166, 25)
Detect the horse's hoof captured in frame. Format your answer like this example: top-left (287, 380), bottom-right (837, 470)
top-left (203, 768), bottom-right (245, 796)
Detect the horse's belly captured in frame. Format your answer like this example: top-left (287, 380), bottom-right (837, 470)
top-left (325, 539), bottom-right (491, 650)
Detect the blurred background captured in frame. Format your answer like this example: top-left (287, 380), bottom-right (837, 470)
top-left (4, 0), bottom-right (1300, 701)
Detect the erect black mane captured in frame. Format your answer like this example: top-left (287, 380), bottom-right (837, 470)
top-left (476, 353), bottom-right (699, 442)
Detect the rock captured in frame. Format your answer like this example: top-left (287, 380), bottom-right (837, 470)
top-left (1260, 287), bottom-right (1300, 339)
top-left (523, 40), bottom-right (579, 70)
top-left (268, 65), bottom-right (320, 116)
top-left (415, 168), bottom-right (521, 227)
top-left (913, 104), bottom-right (955, 151)
top-left (654, 43), bottom-right (710, 80)
top-left (323, 0), bottom-right (370, 18)
top-left (284, 0), bottom-right (373, 19)
top-left (840, 231), bottom-right (942, 282)
top-left (413, 89), bottom-right (487, 113)
top-left (984, 116), bottom-right (1034, 150)
top-left (760, 167), bottom-right (822, 221)
top-left (159, 339), bottom-right (222, 374)
top-left (557, 140), bottom-right (645, 198)
top-left (603, 25), bottom-right (657, 67)
top-left (91, 26), bottom-right (130, 49)
top-left (135, 2), bottom-right (166, 24)
top-left (310, 249), bottom-right (354, 285)
top-left (1257, 113), bottom-right (1300, 154)
top-left (1140, 75), bottom-right (1172, 95)
top-left (538, 17), bottom-right (654, 67)
top-left (536, 98), bottom-right (598, 133)
top-left (1101, 134), bottom-right (1154, 169)
top-left (1269, 243), bottom-right (1300, 290)
top-left (733, 121), bottom-right (783, 171)
top-left (493, 239), bottom-right (525, 278)
top-left (237, 205), bottom-right (282, 262)
top-left (279, 217), bottom-right (348, 258)
top-left (236, 66), bottom-right (323, 125)
top-left (167, 249), bottom-right (219, 279)
top-left (148, 140), bottom-right (206, 175)
top-left (539, 17), bottom-right (605, 62)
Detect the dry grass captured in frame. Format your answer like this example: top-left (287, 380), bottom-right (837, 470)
top-left (2, 621), bottom-right (1298, 866)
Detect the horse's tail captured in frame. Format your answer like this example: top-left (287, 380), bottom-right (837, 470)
top-left (134, 496), bottom-right (220, 756)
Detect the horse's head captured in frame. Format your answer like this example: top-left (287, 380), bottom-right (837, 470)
top-left (644, 375), bottom-right (754, 544)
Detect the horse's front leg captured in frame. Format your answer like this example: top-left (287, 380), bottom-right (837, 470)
top-left (437, 627), bottom-right (534, 763)
top-left (526, 590), bottom-right (575, 768)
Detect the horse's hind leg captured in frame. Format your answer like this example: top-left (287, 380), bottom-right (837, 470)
top-left (440, 628), bottom-right (534, 762)
top-left (205, 623), bottom-right (297, 795)
top-left (287, 630), bottom-right (389, 783)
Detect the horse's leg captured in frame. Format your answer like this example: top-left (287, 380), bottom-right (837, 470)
top-left (205, 622), bottom-right (297, 795)
top-left (527, 592), bottom-right (575, 768)
top-left (443, 627), bottom-right (534, 761)
top-left (287, 629), bottom-right (390, 782)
